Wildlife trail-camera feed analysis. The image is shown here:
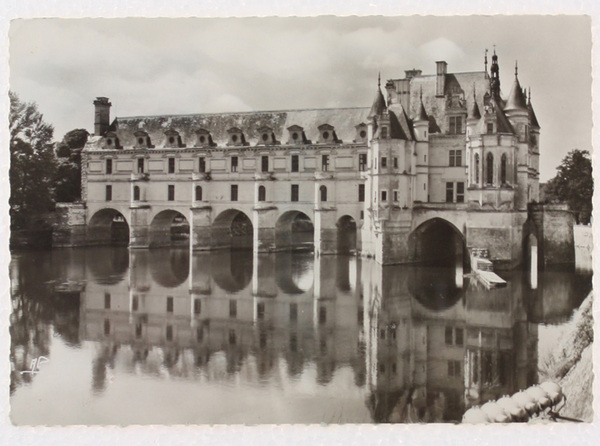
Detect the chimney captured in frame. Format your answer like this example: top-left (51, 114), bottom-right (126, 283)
top-left (93, 97), bottom-right (112, 136)
top-left (435, 61), bottom-right (447, 96)
top-left (404, 69), bottom-right (422, 80)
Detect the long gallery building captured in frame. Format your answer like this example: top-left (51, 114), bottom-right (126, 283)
top-left (55, 51), bottom-right (575, 268)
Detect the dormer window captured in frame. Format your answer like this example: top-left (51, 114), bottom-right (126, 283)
top-left (164, 129), bottom-right (185, 148)
top-left (227, 127), bottom-right (247, 146)
top-left (448, 116), bottom-right (464, 135)
top-left (287, 125), bottom-right (308, 145)
top-left (256, 126), bottom-right (278, 145)
top-left (354, 123), bottom-right (368, 143)
top-left (487, 122), bottom-right (495, 135)
top-left (196, 128), bottom-right (215, 147)
top-left (104, 131), bottom-right (121, 150)
top-left (134, 130), bottom-right (153, 149)
top-left (318, 124), bottom-right (341, 144)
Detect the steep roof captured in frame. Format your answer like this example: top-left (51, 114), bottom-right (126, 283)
top-left (86, 107), bottom-right (371, 149)
top-left (504, 77), bottom-right (528, 111)
top-left (368, 88), bottom-right (387, 120)
top-left (528, 100), bottom-right (540, 129)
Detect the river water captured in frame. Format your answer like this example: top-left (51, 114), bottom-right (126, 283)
top-left (9, 247), bottom-right (591, 425)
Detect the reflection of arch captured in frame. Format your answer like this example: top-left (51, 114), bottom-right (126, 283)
top-left (275, 211), bottom-right (314, 251)
top-left (408, 218), bottom-right (468, 268)
top-left (212, 209), bottom-right (253, 249)
top-left (88, 208), bottom-right (130, 246)
top-left (522, 219), bottom-right (542, 272)
top-left (211, 249), bottom-right (253, 293)
top-left (336, 215), bottom-right (357, 254)
top-left (407, 266), bottom-right (463, 310)
top-left (149, 210), bottom-right (190, 247)
top-left (86, 247), bottom-right (129, 285)
top-left (149, 248), bottom-right (189, 288)
top-left (274, 251), bottom-right (314, 295)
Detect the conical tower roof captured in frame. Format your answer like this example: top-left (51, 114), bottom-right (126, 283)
top-left (504, 62), bottom-right (528, 111)
top-left (468, 95), bottom-right (481, 120)
top-left (368, 73), bottom-right (387, 120)
top-left (414, 88), bottom-right (428, 122)
top-left (528, 89), bottom-right (540, 128)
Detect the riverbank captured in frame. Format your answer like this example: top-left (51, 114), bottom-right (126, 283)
top-left (538, 291), bottom-right (594, 421)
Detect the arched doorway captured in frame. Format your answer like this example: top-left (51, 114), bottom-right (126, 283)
top-left (212, 209), bottom-right (253, 250)
top-left (275, 211), bottom-right (314, 251)
top-left (88, 208), bottom-right (130, 246)
top-left (149, 210), bottom-right (190, 248)
top-left (336, 215), bottom-right (357, 254)
top-left (409, 218), bottom-right (467, 269)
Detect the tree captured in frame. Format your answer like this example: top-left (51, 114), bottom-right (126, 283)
top-left (544, 149), bottom-right (593, 224)
top-left (9, 91), bottom-right (57, 229)
top-left (54, 128), bottom-right (89, 203)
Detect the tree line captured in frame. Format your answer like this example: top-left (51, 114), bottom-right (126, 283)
top-left (8, 91), bottom-right (594, 233)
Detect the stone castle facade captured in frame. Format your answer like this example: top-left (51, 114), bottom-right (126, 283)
top-left (55, 51), bottom-right (575, 268)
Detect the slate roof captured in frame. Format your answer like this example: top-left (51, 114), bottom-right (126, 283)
top-left (86, 107), bottom-right (372, 150)
top-left (504, 77), bottom-right (528, 111)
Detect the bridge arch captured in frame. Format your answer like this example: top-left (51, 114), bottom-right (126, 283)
top-left (149, 210), bottom-right (190, 248)
top-left (336, 215), bottom-right (358, 254)
top-left (275, 210), bottom-right (314, 251)
top-left (408, 217), bottom-right (468, 268)
top-left (88, 208), bottom-right (130, 246)
top-left (212, 208), bottom-right (253, 250)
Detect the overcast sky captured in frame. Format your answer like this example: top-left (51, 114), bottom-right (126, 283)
top-left (9, 16), bottom-right (591, 181)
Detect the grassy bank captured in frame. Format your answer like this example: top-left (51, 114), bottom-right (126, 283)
top-left (539, 292), bottom-right (594, 421)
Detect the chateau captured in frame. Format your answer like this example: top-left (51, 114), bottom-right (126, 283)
top-left (55, 51), bottom-right (574, 268)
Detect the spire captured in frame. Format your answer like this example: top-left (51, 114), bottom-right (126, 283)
top-left (490, 46), bottom-right (501, 99)
top-left (468, 85), bottom-right (481, 120)
top-left (368, 73), bottom-right (387, 120)
top-left (504, 65), bottom-right (528, 111)
top-left (527, 87), bottom-right (540, 128)
top-left (515, 60), bottom-right (518, 77)
top-left (415, 86), bottom-right (428, 122)
top-left (484, 48), bottom-right (488, 75)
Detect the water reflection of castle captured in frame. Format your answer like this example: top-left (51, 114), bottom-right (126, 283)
top-left (65, 247), bottom-right (558, 422)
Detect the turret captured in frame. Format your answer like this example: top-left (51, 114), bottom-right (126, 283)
top-left (467, 86), bottom-right (482, 136)
top-left (93, 97), bottom-right (112, 136)
top-left (504, 62), bottom-right (529, 141)
top-left (489, 49), bottom-right (501, 100)
top-left (413, 88), bottom-right (429, 142)
top-left (367, 73), bottom-right (387, 142)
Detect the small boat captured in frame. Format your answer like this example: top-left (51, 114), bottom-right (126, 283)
top-left (470, 251), bottom-right (507, 289)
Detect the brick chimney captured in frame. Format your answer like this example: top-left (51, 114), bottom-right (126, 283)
top-left (435, 61), bottom-right (447, 97)
top-left (93, 97), bottom-right (112, 136)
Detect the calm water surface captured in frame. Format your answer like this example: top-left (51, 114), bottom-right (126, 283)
top-left (9, 248), bottom-right (591, 425)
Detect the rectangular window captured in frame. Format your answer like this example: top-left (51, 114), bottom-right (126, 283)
top-left (261, 155), bottom-right (269, 172)
top-left (289, 334), bottom-right (297, 352)
top-left (105, 185), bottom-right (112, 201)
top-left (229, 329), bottom-right (236, 345)
top-left (360, 210), bottom-right (364, 220)
top-left (106, 159), bottom-right (112, 174)
top-left (381, 190), bottom-right (387, 202)
top-left (455, 328), bottom-right (464, 346)
top-left (135, 322), bottom-right (142, 338)
top-left (381, 157), bottom-right (387, 168)
top-left (166, 296), bottom-right (174, 313)
top-left (291, 184), bottom-right (299, 202)
top-left (393, 190), bottom-right (399, 202)
top-left (290, 303), bottom-right (298, 322)
top-left (358, 153), bottom-right (367, 171)
top-left (166, 325), bottom-right (173, 341)
top-left (457, 182), bottom-right (465, 203)
top-left (393, 157), bottom-right (398, 168)
top-left (104, 292), bottom-right (111, 310)
top-left (196, 327), bottom-right (204, 342)
top-left (231, 184), bottom-right (238, 201)
top-left (168, 184), bottom-right (175, 201)
top-left (168, 157), bottom-right (175, 173)
top-left (229, 300), bottom-right (237, 318)
top-left (194, 299), bottom-right (201, 315)
top-left (132, 296), bottom-right (138, 312)
top-left (137, 158), bottom-right (144, 173)
top-left (256, 302), bottom-right (265, 320)
top-left (487, 122), bottom-right (494, 134)
top-left (322, 154), bottom-right (329, 171)
top-left (199, 157), bottom-right (206, 173)
top-left (449, 150), bottom-right (456, 167)
top-left (319, 306), bottom-right (327, 325)
top-left (445, 326), bottom-right (453, 345)
top-left (381, 127), bottom-right (388, 139)
top-left (291, 155), bottom-right (299, 172)
top-left (449, 116), bottom-right (463, 134)
top-left (446, 182), bottom-right (454, 203)
top-left (456, 150), bottom-right (462, 167)
top-left (231, 156), bottom-right (238, 172)
top-left (358, 184), bottom-right (365, 202)
top-left (104, 319), bottom-right (110, 336)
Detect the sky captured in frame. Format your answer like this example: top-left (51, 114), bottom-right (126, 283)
top-left (9, 16), bottom-right (592, 181)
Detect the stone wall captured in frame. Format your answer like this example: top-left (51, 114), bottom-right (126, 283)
top-left (573, 224), bottom-right (593, 272)
top-left (52, 203), bottom-right (87, 247)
